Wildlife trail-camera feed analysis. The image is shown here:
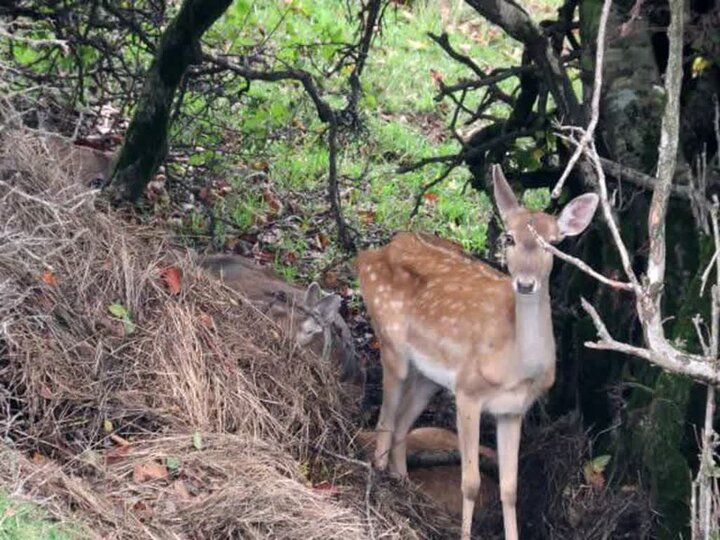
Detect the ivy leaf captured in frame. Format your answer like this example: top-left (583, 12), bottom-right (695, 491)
top-left (165, 456), bottom-right (181, 471)
top-left (589, 454), bottom-right (611, 474)
top-left (108, 303), bottom-right (128, 318)
top-left (192, 431), bottom-right (203, 451)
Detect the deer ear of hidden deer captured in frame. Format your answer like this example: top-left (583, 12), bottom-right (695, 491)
top-left (356, 163), bottom-right (598, 540)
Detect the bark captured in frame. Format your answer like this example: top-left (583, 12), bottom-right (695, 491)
top-left (107, 0), bottom-right (232, 202)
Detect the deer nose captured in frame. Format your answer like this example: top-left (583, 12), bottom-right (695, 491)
top-left (514, 279), bottom-right (537, 295)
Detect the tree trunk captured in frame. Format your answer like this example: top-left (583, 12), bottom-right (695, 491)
top-left (107, 0), bottom-right (232, 202)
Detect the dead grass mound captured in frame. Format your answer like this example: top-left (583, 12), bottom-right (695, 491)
top-left (0, 127), bottom-right (455, 539)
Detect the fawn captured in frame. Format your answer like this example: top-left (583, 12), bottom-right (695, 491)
top-left (356, 165), bottom-right (598, 539)
top-left (200, 254), bottom-right (359, 381)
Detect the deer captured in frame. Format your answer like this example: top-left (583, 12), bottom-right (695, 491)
top-left (356, 164), bottom-right (598, 540)
top-left (355, 426), bottom-right (497, 518)
top-left (199, 254), bottom-right (360, 382)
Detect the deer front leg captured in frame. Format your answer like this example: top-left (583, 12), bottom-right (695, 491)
top-left (374, 346), bottom-right (407, 471)
top-left (496, 414), bottom-right (522, 540)
top-left (456, 391), bottom-right (483, 540)
top-left (389, 374), bottom-right (439, 477)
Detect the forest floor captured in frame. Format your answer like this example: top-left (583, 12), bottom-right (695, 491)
top-left (0, 1), bottom-right (654, 538)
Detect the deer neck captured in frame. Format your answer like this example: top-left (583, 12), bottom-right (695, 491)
top-left (513, 289), bottom-right (555, 378)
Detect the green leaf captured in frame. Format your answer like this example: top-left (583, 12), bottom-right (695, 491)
top-left (108, 303), bottom-right (128, 318)
top-left (589, 454), bottom-right (611, 473)
top-left (165, 456), bottom-right (181, 471)
top-left (122, 316), bottom-right (136, 336)
top-left (192, 431), bottom-right (203, 451)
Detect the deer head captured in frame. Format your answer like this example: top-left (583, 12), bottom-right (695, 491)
top-left (268, 282), bottom-right (341, 347)
top-left (492, 164), bottom-right (599, 296)
top-left (199, 254), bottom-right (359, 381)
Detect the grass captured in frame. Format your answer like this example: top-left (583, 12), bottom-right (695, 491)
top-left (0, 492), bottom-right (73, 540)
top-left (188, 0), bottom-right (562, 268)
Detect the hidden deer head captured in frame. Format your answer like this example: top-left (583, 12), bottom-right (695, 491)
top-left (199, 254), bottom-right (359, 382)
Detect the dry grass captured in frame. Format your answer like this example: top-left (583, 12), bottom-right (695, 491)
top-left (0, 125), bottom-right (456, 539)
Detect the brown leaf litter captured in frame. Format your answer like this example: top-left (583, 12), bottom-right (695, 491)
top-left (0, 125), bottom-right (457, 539)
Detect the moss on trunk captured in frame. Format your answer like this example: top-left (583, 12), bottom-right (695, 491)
top-left (108, 0), bottom-right (232, 202)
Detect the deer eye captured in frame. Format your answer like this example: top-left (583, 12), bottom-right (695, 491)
top-left (501, 233), bottom-right (516, 247)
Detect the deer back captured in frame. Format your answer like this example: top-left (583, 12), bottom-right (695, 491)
top-left (42, 133), bottom-right (115, 187)
top-left (357, 232), bottom-right (515, 390)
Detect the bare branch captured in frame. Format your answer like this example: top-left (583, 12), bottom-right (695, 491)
top-left (581, 299), bottom-right (720, 385)
top-left (646, 0), bottom-right (684, 294)
top-left (529, 225), bottom-right (633, 291)
top-left (552, 0), bottom-right (612, 198)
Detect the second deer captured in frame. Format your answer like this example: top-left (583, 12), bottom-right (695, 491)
top-left (200, 254), bottom-right (360, 382)
top-left (357, 165), bottom-right (598, 539)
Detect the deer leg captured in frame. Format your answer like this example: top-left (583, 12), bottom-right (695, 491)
top-left (496, 414), bottom-right (522, 540)
top-left (455, 391), bottom-right (483, 540)
top-left (389, 374), bottom-right (439, 477)
top-left (374, 346), bottom-right (408, 471)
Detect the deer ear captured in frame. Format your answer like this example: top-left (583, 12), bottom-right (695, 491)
top-left (314, 293), bottom-right (342, 323)
top-left (491, 164), bottom-right (519, 222)
top-left (304, 282), bottom-right (323, 307)
top-left (557, 193), bottom-right (599, 237)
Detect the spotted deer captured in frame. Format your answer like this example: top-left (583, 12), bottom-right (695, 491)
top-left (356, 165), bottom-right (598, 539)
top-left (200, 254), bottom-right (360, 381)
top-left (355, 427), bottom-right (497, 518)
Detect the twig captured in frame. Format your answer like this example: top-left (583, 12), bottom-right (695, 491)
top-left (529, 225), bottom-right (634, 291)
top-left (409, 161), bottom-right (461, 219)
top-left (580, 298), bottom-right (654, 358)
top-left (551, 0), bottom-right (612, 198)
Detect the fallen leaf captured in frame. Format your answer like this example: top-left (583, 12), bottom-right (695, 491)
top-left (358, 210), bottom-right (376, 224)
top-left (161, 266), bottom-right (182, 295)
top-left (173, 479), bottom-right (191, 501)
top-left (103, 419), bottom-right (114, 433)
top-left (423, 192), bottom-right (439, 203)
top-left (39, 383), bottom-right (53, 399)
top-left (105, 443), bottom-right (133, 465)
top-left (42, 270), bottom-right (58, 287)
top-left (253, 160), bottom-right (270, 172)
top-left (198, 311), bottom-right (214, 329)
top-left (316, 233), bottom-right (330, 250)
top-left (429, 69), bottom-right (444, 85)
top-left (110, 433), bottom-right (131, 447)
top-left (312, 481), bottom-right (340, 497)
top-left (133, 461), bottom-right (169, 483)
top-left (262, 187), bottom-right (283, 216)
top-left (31, 452), bottom-right (47, 465)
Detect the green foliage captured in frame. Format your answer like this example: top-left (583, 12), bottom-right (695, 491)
top-left (0, 492), bottom-right (75, 540)
top-left (522, 188), bottom-right (551, 211)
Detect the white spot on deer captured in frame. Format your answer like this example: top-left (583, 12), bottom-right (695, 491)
top-left (370, 272), bottom-right (377, 282)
